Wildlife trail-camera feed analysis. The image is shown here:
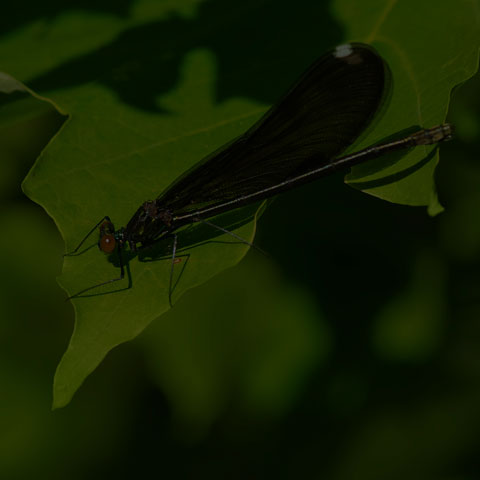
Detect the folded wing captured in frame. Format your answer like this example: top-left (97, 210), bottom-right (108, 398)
top-left (157, 43), bottom-right (386, 217)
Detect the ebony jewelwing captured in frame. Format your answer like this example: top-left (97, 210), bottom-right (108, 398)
top-left (65, 43), bottom-right (453, 304)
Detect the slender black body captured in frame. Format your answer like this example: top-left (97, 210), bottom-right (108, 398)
top-left (66, 43), bottom-right (453, 301)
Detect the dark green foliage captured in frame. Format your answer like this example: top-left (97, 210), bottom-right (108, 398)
top-left (1, 0), bottom-right (479, 438)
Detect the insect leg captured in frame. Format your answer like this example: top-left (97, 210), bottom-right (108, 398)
top-left (66, 244), bottom-right (125, 300)
top-left (64, 216), bottom-right (111, 256)
top-left (168, 233), bottom-right (178, 308)
top-left (196, 218), bottom-right (269, 257)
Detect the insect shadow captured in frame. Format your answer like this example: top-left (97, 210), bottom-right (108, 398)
top-left (345, 126), bottom-right (440, 187)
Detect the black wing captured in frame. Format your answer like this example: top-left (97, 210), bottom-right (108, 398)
top-left (156, 43), bottom-right (386, 218)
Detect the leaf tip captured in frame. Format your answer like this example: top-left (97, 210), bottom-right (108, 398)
top-left (427, 194), bottom-right (444, 217)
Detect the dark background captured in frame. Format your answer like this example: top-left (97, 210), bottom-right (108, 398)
top-left (1, 1), bottom-right (480, 478)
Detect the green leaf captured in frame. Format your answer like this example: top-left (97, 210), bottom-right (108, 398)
top-left (3, 0), bottom-right (477, 406)
top-left (335, 0), bottom-right (480, 213)
top-left (36, 50), bottom-right (266, 409)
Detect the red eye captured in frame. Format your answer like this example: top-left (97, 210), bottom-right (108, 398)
top-left (99, 234), bottom-right (116, 253)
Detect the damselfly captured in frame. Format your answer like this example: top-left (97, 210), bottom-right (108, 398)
top-left (65, 43), bottom-right (453, 304)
